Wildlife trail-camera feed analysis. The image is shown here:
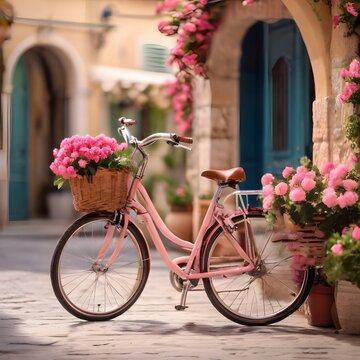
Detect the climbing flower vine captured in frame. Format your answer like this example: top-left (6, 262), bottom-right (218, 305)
top-left (157, 0), bottom-right (360, 134)
top-left (156, 0), bottom-right (257, 133)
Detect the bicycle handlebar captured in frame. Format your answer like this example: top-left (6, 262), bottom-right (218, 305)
top-left (118, 117), bottom-right (192, 150)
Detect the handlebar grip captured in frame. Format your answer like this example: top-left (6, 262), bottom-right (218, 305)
top-left (176, 136), bottom-right (193, 144)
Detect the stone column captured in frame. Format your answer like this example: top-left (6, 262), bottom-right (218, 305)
top-left (327, 0), bottom-right (359, 164)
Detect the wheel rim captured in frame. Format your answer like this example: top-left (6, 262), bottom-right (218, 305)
top-left (205, 217), bottom-right (309, 322)
top-left (56, 218), bottom-right (145, 316)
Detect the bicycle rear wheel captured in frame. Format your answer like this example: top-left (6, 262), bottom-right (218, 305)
top-left (202, 215), bottom-right (315, 325)
top-left (50, 212), bottom-right (150, 321)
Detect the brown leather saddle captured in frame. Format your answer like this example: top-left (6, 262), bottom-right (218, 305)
top-left (201, 167), bottom-right (246, 185)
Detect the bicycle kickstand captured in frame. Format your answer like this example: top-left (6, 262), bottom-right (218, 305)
top-left (175, 280), bottom-right (191, 311)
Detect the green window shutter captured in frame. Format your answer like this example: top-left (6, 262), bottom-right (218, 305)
top-left (141, 44), bottom-right (171, 73)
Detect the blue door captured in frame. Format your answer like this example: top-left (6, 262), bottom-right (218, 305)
top-left (240, 20), bottom-right (313, 190)
top-left (9, 57), bottom-right (29, 220)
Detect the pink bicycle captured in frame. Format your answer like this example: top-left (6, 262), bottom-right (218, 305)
top-left (50, 118), bottom-right (315, 325)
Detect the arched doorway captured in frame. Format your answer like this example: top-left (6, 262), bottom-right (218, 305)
top-left (9, 46), bottom-right (68, 220)
top-left (239, 19), bottom-right (315, 190)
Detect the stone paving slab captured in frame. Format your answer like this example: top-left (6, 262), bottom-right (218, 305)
top-left (0, 221), bottom-right (359, 359)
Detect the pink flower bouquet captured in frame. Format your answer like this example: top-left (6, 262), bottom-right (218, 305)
top-left (50, 134), bottom-right (133, 189)
top-left (261, 156), bottom-right (360, 237)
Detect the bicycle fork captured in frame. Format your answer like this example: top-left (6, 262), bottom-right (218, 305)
top-left (93, 212), bottom-right (129, 270)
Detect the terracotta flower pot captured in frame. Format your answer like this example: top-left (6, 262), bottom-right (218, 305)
top-left (165, 205), bottom-right (193, 242)
top-left (307, 285), bottom-right (335, 327)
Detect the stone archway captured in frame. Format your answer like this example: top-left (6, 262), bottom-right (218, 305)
top-left (0, 32), bottom-right (88, 223)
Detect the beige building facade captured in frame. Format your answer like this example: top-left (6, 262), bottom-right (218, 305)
top-left (0, 0), bottom-right (175, 226)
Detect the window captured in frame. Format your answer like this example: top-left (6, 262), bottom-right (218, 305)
top-left (141, 44), bottom-right (171, 73)
top-left (272, 57), bottom-right (288, 151)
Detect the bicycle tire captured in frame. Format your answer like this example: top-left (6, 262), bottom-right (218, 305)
top-left (50, 212), bottom-right (150, 321)
top-left (202, 214), bottom-right (315, 326)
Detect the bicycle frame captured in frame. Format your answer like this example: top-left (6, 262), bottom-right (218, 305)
top-left (98, 175), bottom-right (255, 281)
top-left (94, 120), bottom-right (256, 281)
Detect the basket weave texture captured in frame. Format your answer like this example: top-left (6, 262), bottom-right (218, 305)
top-left (276, 214), bottom-right (326, 266)
top-left (69, 168), bottom-right (129, 212)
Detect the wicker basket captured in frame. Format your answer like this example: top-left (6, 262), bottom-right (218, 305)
top-left (69, 168), bottom-right (130, 212)
top-left (278, 213), bottom-right (327, 266)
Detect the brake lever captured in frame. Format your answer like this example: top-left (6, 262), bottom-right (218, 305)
top-left (166, 141), bottom-right (192, 151)
top-left (174, 143), bottom-right (192, 151)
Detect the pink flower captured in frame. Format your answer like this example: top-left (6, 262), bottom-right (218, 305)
top-left (320, 162), bottom-right (335, 175)
top-left (158, 20), bottom-right (177, 35)
top-left (290, 173), bottom-right (305, 185)
top-left (161, 0), bottom-right (180, 12)
top-left (182, 53), bottom-right (197, 66)
top-left (345, 2), bottom-right (359, 17)
top-left (282, 166), bottom-right (294, 179)
top-left (184, 3), bottom-right (196, 12)
top-left (352, 226), bottom-right (360, 240)
top-left (296, 165), bottom-right (307, 175)
top-left (262, 195), bottom-right (274, 210)
top-left (337, 191), bottom-right (358, 208)
top-left (289, 188), bottom-right (306, 202)
top-left (78, 159), bottom-right (87, 168)
top-left (183, 22), bottom-right (197, 32)
top-left (322, 188), bottom-right (338, 208)
top-left (261, 173), bottom-right (274, 186)
top-left (118, 143), bottom-right (128, 151)
top-left (351, 153), bottom-right (358, 163)
top-left (333, 15), bottom-right (340, 29)
top-left (331, 243), bottom-right (343, 256)
top-left (348, 58), bottom-right (360, 77)
top-left (175, 187), bottom-right (186, 197)
top-left (275, 182), bottom-right (288, 196)
top-left (330, 164), bottom-right (349, 180)
top-left (262, 184), bottom-right (274, 197)
top-left (301, 177), bottom-right (316, 191)
top-left (342, 179), bottom-right (358, 191)
top-left (338, 83), bottom-right (359, 104)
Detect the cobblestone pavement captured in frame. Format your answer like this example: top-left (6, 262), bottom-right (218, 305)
top-left (0, 220), bottom-right (359, 360)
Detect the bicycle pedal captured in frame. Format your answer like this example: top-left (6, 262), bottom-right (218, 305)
top-left (175, 305), bottom-right (188, 311)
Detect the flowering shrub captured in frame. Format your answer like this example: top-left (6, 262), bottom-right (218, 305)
top-left (333, 0), bottom-right (360, 36)
top-left (166, 183), bottom-right (193, 207)
top-left (324, 225), bottom-right (360, 288)
top-left (157, 0), bottom-right (257, 133)
top-left (157, 0), bottom-right (225, 133)
top-left (165, 77), bottom-right (193, 134)
top-left (338, 58), bottom-right (360, 105)
top-left (50, 134), bottom-right (133, 189)
top-left (338, 58), bottom-right (360, 152)
top-left (261, 156), bottom-right (360, 237)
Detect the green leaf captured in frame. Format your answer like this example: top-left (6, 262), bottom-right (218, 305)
top-left (53, 176), bottom-right (65, 189)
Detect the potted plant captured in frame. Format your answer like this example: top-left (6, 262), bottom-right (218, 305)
top-left (165, 182), bottom-right (193, 242)
top-left (261, 156), bottom-right (360, 328)
top-left (306, 267), bottom-right (335, 328)
top-left (262, 156), bottom-right (360, 264)
top-left (50, 134), bottom-right (134, 212)
top-left (323, 225), bottom-right (360, 334)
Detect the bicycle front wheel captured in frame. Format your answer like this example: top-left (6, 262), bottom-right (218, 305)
top-left (50, 212), bottom-right (150, 321)
top-left (202, 215), bottom-right (315, 326)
